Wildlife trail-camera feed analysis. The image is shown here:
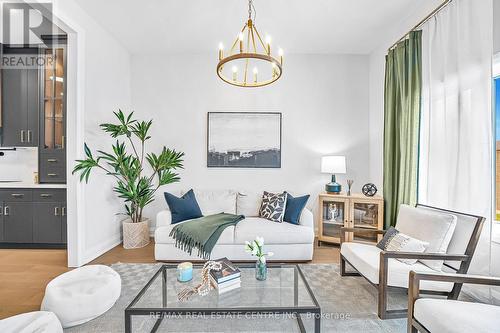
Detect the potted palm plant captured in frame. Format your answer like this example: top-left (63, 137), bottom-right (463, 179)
top-left (73, 110), bottom-right (184, 249)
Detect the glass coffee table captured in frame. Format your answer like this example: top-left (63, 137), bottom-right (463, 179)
top-left (125, 264), bottom-right (321, 333)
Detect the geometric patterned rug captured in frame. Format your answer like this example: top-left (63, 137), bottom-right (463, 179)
top-left (65, 263), bottom-right (407, 332)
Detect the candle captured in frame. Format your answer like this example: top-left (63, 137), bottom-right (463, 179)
top-left (253, 67), bottom-right (258, 83)
top-left (218, 43), bottom-right (224, 61)
top-left (265, 35), bottom-right (271, 55)
top-left (232, 66), bottom-right (238, 81)
top-left (239, 33), bottom-right (244, 53)
top-left (177, 262), bottom-right (193, 282)
top-left (278, 48), bottom-right (284, 65)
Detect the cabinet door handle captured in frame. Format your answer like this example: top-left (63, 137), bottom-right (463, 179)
top-left (40, 193), bottom-right (52, 198)
top-left (47, 173), bottom-right (58, 177)
top-left (27, 130), bottom-right (32, 143)
top-left (62, 207), bottom-right (66, 216)
top-left (4, 206), bottom-right (9, 216)
top-left (54, 207), bottom-right (60, 216)
top-left (61, 135), bottom-right (65, 149)
top-left (20, 130), bottom-right (25, 143)
top-left (11, 193), bottom-right (24, 198)
top-left (47, 159), bottom-right (58, 163)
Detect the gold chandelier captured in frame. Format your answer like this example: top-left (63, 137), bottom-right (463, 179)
top-left (217, 0), bottom-right (283, 87)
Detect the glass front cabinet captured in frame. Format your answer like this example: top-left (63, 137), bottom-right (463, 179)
top-left (39, 41), bottom-right (67, 183)
top-left (318, 193), bottom-right (384, 245)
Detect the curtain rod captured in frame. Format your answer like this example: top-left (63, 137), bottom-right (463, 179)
top-left (388, 0), bottom-right (452, 51)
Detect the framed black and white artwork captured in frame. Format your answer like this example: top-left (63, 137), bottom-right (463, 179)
top-left (207, 112), bottom-right (282, 168)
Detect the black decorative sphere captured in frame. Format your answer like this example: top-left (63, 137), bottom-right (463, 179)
top-left (362, 183), bottom-right (377, 197)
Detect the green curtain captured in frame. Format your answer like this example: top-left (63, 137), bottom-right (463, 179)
top-left (383, 30), bottom-right (422, 228)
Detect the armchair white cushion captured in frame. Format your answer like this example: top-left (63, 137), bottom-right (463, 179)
top-left (341, 242), bottom-right (453, 291)
top-left (414, 299), bottom-right (500, 333)
top-left (396, 204), bottom-right (457, 271)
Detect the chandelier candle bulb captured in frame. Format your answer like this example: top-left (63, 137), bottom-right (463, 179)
top-left (253, 67), bottom-right (258, 83)
top-left (239, 32), bottom-right (244, 53)
top-left (232, 66), bottom-right (238, 81)
top-left (278, 48), bottom-right (284, 64)
top-left (265, 35), bottom-right (271, 55)
top-left (218, 43), bottom-right (224, 60)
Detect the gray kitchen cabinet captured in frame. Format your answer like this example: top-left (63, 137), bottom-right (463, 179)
top-left (1, 47), bottom-right (39, 147)
top-left (0, 203), bottom-right (3, 241)
top-left (0, 188), bottom-right (66, 247)
top-left (33, 202), bottom-right (63, 243)
top-left (3, 202), bottom-right (33, 243)
top-left (62, 204), bottom-right (67, 243)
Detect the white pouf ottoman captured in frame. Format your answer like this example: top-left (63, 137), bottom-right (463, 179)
top-left (41, 264), bottom-right (121, 328)
top-left (0, 311), bottom-right (63, 333)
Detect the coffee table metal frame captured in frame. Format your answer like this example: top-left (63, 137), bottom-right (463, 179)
top-left (125, 263), bottom-right (321, 333)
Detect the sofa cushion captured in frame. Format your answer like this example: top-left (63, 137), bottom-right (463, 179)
top-left (186, 189), bottom-right (237, 215)
top-left (155, 221), bottom-right (235, 244)
top-left (234, 217), bottom-right (314, 244)
top-left (284, 193), bottom-right (310, 225)
top-left (237, 192), bottom-right (262, 217)
top-left (259, 191), bottom-right (287, 222)
top-left (340, 242), bottom-right (453, 291)
top-left (414, 299), bottom-right (500, 333)
top-left (164, 189), bottom-right (203, 224)
top-left (396, 204), bottom-right (457, 271)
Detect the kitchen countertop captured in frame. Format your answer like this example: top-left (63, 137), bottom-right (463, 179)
top-left (0, 182), bottom-right (67, 189)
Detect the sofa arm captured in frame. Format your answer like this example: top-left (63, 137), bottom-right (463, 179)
top-left (299, 208), bottom-right (314, 228)
top-left (156, 210), bottom-right (172, 228)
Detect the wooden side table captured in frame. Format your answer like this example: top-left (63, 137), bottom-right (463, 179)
top-left (318, 193), bottom-right (384, 245)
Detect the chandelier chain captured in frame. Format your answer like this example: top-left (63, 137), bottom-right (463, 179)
top-left (248, 0), bottom-right (256, 22)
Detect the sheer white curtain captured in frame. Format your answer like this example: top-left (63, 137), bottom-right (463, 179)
top-left (419, 0), bottom-right (494, 300)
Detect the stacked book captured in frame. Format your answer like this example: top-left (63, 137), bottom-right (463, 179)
top-left (210, 257), bottom-right (241, 294)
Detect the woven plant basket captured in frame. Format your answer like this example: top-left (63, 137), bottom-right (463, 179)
top-left (122, 219), bottom-right (150, 249)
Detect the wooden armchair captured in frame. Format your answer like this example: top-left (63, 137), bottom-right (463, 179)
top-left (340, 204), bottom-right (484, 319)
top-left (408, 271), bottom-right (500, 332)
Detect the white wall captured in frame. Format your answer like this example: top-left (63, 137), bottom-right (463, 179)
top-left (131, 53), bottom-right (370, 229)
top-left (51, 0), bottom-right (132, 265)
top-left (495, 0), bottom-right (500, 54)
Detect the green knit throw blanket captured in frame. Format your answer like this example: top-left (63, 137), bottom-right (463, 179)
top-left (169, 213), bottom-right (245, 259)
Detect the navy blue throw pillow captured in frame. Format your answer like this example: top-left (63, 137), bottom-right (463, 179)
top-left (284, 192), bottom-right (310, 225)
top-left (164, 189), bottom-right (203, 224)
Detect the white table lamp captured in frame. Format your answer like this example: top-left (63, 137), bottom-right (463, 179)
top-left (321, 156), bottom-right (346, 194)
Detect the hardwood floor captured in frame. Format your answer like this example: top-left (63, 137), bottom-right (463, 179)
top-left (0, 239), bottom-right (340, 319)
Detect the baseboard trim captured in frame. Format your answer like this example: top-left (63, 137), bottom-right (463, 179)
top-left (82, 234), bottom-right (122, 265)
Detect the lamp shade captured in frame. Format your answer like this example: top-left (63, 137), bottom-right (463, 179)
top-left (321, 156), bottom-right (346, 174)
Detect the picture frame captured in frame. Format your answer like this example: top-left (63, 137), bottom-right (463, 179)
top-left (207, 112), bottom-right (282, 168)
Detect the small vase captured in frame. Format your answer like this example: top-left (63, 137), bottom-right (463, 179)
top-left (255, 260), bottom-right (267, 281)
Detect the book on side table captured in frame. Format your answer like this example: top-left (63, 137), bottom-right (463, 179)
top-left (210, 257), bottom-right (241, 294)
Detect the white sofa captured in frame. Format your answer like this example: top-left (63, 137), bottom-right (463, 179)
top-left (154, 190), bottom-right (314, 261)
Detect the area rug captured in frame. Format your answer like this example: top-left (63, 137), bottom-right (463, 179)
top-left (65, 263), bottom-right (408, 332)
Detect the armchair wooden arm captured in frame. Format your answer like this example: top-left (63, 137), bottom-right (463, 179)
top-left (408, 271), bottom-right (500, 333)
top-left (380, 251), bottom-right (469, 262)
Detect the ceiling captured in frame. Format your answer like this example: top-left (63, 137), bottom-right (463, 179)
top-left (75, 0), bottom-right (440, 55)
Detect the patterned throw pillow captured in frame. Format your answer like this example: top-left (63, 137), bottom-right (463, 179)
top-left (259, 191), bottom-right (287, 222)
top-left (385, 233), bottom-right (429, 265)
